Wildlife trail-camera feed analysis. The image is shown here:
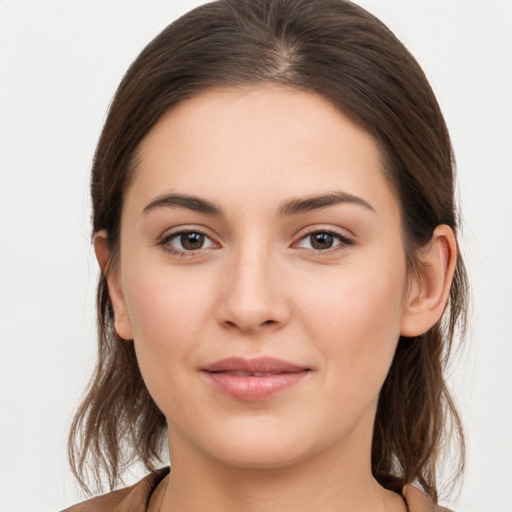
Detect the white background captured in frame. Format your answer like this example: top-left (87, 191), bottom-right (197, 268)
top-left (1, 1), bottom-right (511, 511)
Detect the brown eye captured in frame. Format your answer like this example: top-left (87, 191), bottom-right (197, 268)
top-left (180, 232), bottom-right (205, 250)
top-left (295, 230), bottom-right (353, 252)
top-left (310, 232), bottom-right (334, 250)
top-left (161, 230), bottom-right (217, 254)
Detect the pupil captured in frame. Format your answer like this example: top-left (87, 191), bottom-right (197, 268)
top-left (181, 233), bottom-right (204, 250)
top-left (311, 233), bottom-right (333, 250)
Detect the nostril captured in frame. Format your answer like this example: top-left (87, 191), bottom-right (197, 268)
top-left (222, 318), bottom-right (278, 333)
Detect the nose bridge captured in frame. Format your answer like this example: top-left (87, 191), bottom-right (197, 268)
top-left (217, 235), bottom-right (288, 333)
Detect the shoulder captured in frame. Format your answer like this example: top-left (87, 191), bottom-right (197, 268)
top-left (403, 485), bottom-right (454, 512)
top-left (61, 468), bottom-right (170, 512)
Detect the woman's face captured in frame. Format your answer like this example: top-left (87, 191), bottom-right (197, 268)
top-left (110, 86), bottom-right (417, 470)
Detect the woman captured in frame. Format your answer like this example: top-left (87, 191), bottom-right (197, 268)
top-left (64, 0), bottom-right (468, 510)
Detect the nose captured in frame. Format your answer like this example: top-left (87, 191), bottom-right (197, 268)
top-left (216, 244), bottom-right (290, 334)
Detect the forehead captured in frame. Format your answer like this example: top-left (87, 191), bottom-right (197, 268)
top-left (128, 85), bottom-right (398, 220)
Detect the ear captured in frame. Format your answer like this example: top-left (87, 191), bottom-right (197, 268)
top-left (400, 224), bottom-right (457, 337)
top-left (93, 230), bottom-right (133, 340)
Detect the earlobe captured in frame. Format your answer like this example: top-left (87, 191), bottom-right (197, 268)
top-left (93, 231), bottom-right (134, 340)
top-left (400, 225), bottom-right (457, 337)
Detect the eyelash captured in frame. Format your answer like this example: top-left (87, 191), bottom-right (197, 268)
top-left (157, 228), bottom-right (217, 257)
top-left (293, 230), bottom-right (354, 253)
top-left (157, 228), bottom-right (354, 257)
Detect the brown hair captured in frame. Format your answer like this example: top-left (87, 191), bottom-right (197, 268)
top-left (69, 0), bottom-right (468, 501)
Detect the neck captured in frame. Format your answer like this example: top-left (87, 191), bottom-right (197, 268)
top-left (160, 429), bottom-right (405, 512)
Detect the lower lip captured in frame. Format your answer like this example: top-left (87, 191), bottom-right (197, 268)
top-left (202, 371), bottom-right (309, 401)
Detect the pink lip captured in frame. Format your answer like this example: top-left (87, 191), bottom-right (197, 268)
top-left (201, 357), bottom-right (310, 401)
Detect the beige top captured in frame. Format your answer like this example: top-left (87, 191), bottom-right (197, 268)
top-left (62, 467), bottom-right (453, 512)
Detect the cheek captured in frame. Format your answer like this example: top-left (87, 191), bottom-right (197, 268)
top-left (128, 278), bottom-right (207, 344)
top-left (122, 244), bottom-right (216, 336)
top-left (121, 262), bottom-right (216, 404)
top-left (296, 256), bottom-right (407, 388)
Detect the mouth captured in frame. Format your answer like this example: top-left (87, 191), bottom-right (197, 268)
top-left (200, 356), bottom-right (311, 401)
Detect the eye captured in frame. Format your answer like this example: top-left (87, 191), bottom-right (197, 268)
top-left (160, 230), bottom-right (218, 254)
top-left (295, 230), bottom-right (353, 251)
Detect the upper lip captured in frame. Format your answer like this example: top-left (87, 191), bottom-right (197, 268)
top-left (202, 356), bottom-right (309, 374)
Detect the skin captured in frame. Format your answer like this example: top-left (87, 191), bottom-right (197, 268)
top-left (95, 85), bottom-right (456, 512)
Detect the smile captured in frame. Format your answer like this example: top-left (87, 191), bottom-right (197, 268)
top-left (201, 357), bottom-right (311, 401)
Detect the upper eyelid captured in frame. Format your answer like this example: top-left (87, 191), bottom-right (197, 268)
top-left (293, 230), bottom-right (354, 249)
top-left (163, 230), bottom-right (214, 242)
top-left (295, 222), bottom-right (356, 238)
top-left (157, 225), bottom-right (354, 250)
top-left (159, 226), bottom-right (352, 238)
top-left (155, 232), bottom-right (217, 260)
top-left (293, 225), bottom-right (354, 242)
top-left (160, 225), bottom-right (217, 240)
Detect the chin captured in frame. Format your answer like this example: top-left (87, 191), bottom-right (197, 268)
top-left (188, 414), bottom-right (346, 471)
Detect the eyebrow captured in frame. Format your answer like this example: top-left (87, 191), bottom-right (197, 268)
top-left (278, 191), bottom-right (375, 216)
top-left (143, 193), bottom-right (223, 215)
top-left (142, 190), bottom-right (374, 217)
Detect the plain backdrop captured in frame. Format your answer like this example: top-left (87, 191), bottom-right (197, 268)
top-left (1, 1), bottom-right (511, 511)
